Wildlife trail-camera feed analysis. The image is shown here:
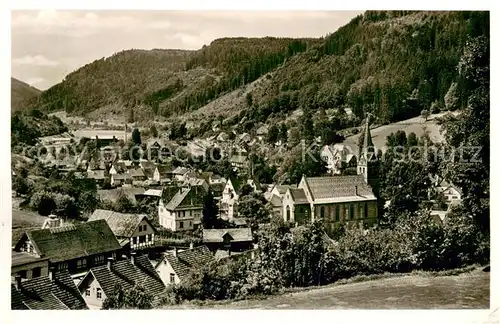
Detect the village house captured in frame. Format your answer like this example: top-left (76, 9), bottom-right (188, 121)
top-left (216, 132), bottom-right (229, 142)
top-left (11, 251), bottom-right (49, 282)
top-left (434, 178), bottom-right (463, 204)
top-left (158, 186), bottom-right (205, 231)
top-left (202, 228), bottom-right (253, 252)
top-left (11, 269), bottom-right (88, 310)
top-left (282, 175), bottom-right (378, 232)
top-left (129, 167), bottom-right (147, 184)
top-left (172, 166), bottom-right (190, 182)
top-left (183, 177), bottom-right (210, 192)
top-left (268, 194), bottom-right (283, 219)
top-left (155, 245), bottom-right (214, 286)
top-left (88, 210), bottom-right (157, 251)
top-left (13, 220), bottom-right (122, 278)
top-left (229, 154), bottom-right (248, 170)
top-left (270, 184), bottom-right (296, 199)
top-left (153, 165), bottom-right (172, 183)
top-left (320, 144), bottom-right (357, 175)
top-left (110, 172), bottom-right (132, 187)
top-left (237, 132), bottom-right (252, 144)
top-left (221, 177), bottom-right (242, 219)
top-left (256, 125), bottom-right (269, 141)
top-left (77, 253), bottom-right (165, 309)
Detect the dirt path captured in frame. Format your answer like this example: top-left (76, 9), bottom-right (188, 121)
top-left (167, 270), bottom-right (489, 309)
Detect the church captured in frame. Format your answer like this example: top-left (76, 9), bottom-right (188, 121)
top-left (282, 117), bottom-right (378, 232)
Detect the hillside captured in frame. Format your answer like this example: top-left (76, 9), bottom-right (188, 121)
top-left (11, 77), bottom-right (42, 111)
top-left (24, 38), bottom-right (317, 121)
top-left (20, 11), bottom-right (488, 134)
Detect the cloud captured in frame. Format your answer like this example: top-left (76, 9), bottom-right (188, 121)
top-left (25, 77), bottom-right (45, 86)
top-left (13, 54), bottom-right (59, 67)
top-left (12, 10), bottom-right (141, 37)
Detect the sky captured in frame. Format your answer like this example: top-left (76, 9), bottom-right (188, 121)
top-left (11, 10), bottom-right (362, 90)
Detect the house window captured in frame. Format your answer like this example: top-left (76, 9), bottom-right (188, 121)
top-left (189, 221), bottom-right (192, 227)
top-left (344, 205), bottom-right (349, 220)
top-left (359, 205), bottom-right (364, 219)
top-left (19, 270), bottom-right (27, 279)
top-left (452, 196), bottom-right (458, 200)
top-left (77, 259), bottom-right (87, 269)
top-left (320, 206), bottom-right (325, 219)
top-left (96, 288), bottom-right (102, 299)
top-left (32, 267), bottom-right (41, 278)
top-left (132, 237), bottom-right (137, 245)
top-left (170, 273), bottom-right (175, 283)
top-left (335, 206), bottom-right (340, 221)
top-left (85, 289), bottom-right (91, 296)
top-left (350, 204), bottom-right (355, 220)
top-left (94, 255), bottom-right (105, 265)
top-left (58, 262), bottom-right (68, 270)
top-left (179, 221), bottom-right (184, 229)
top-left (364, 202), bottom-right (368, 218)
top-left (148, 234), bottom-right (152, 242)
top-left (139, 236), bottom-right (146, 244)
top-left (138, 225), bottom-right (143, 232)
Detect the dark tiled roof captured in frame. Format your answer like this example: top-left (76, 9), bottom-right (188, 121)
top-left (161, 186), bottom-right (180, 202)
top-left (156, 165), bottom-right (172, 177)
top-left (11, 270), bottom-right (88, 310)
top-left (88, 209), bottom-right (152, 238)
top-left (129, 168), bottom-right (146, 178)
top-left (11, 251), bottom-right (48, 267)
top-left (165, 187), bottom-right (204, 211)
top-left (269, 194), bottom-right (283, 207)
top-left (21, 220), bottom-right (121, 263)
top-left (159, 246), bottom-right (214, 281)
top-left (203, 228), bottom-right (253, 243)
top-left (82, 255), bottom-right (165, 298)
top-left (274, 185), bottom-right (295, 195)
top-left (289, 188), bottom-right (309, 204)
top-left (304, 175), bottom-right (375, 200)
top-left (140, 161), bottom-right (156, 171)
top-left (172, 167), bottom-right (189, 175)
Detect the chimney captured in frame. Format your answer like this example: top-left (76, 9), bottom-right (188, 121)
top-left (355, 185), bottom-right (358, 196)
top-left (130, 252), bottom-right (136, 265)
top-left (189, 242), bottom-right (194, 250)
top-left (14, 275), bottom-right (22, 290)
top-left (48, 266), bottom-right (55, 282)
top-left (173, 247), bottom-right (178, 258)
top-left (107, 257), bottom-right (114, 271)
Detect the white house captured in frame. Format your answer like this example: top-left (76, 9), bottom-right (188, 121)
top-left (155, 245), bottom-right (214, 286)
top-left (158, 187), bottom-right (205, 231)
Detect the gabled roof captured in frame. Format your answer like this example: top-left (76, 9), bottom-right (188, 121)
top-left (142, 189), bottom-right (163, 198)
top-left (17, 220), bottom-right (121, 263)
top-left (161, 186), bottom-right (181, 202)
top-left (155, 165), bottom-right (173, 177)
top-left (98, 187), bottom-right (145, 203)
top-left (172, 166), bottom-right (189, 175)
top-left (269, 194), bottom-right (283, 208)
top-left (227, 177), bottom-right (243, 193)
top-left (88, 209), bottom-right (154, 238)
top-left (11, 270), bottom-right (88, 310)
top-left (88, 170), bottom-right (106, 180)
top-left (303, 175), bottom-right (376, 202)
top-left (164, 187), bottom-right (205, 211)
top-left (203, 228), bottom-right (253, 243)
top-left (256, 125), bottom-right (269, 135)
top-left (289, 188), bottom-right (309, 204)
top-left (80, 255), bottom-right (165, 298)
top-left (273, 184), bottom-right (296, 195)
top-left (112, 173), bottom-right (131, 180)
top-left (140, 161), bottom-right (156, 171)
top-left (12, 251), bottom-right (49, 267)
top-left (128, 168), bottom-right (145, 178)
top-left (157, 246), bottom-right (214, 281)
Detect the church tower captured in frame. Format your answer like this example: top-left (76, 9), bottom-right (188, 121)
top-left (357, 115), bottom-right (376, 184)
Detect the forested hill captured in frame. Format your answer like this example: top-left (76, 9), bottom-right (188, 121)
top-left (23, 38), bottom-right (316, 119)
top-left (240, 11), bottom-right (489, 128)
top-left (11, 77), bottom-right (42, 111)
top-left (22, 11), bottom-right (489, 128)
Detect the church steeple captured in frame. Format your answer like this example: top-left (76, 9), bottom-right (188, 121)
top-left (357, 114), bottom-right (375, 184)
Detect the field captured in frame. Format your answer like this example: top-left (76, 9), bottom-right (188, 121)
top-left (164, 269), bottom-right (489, 309)
top-left (342, 112), bottom-right (460, 156)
